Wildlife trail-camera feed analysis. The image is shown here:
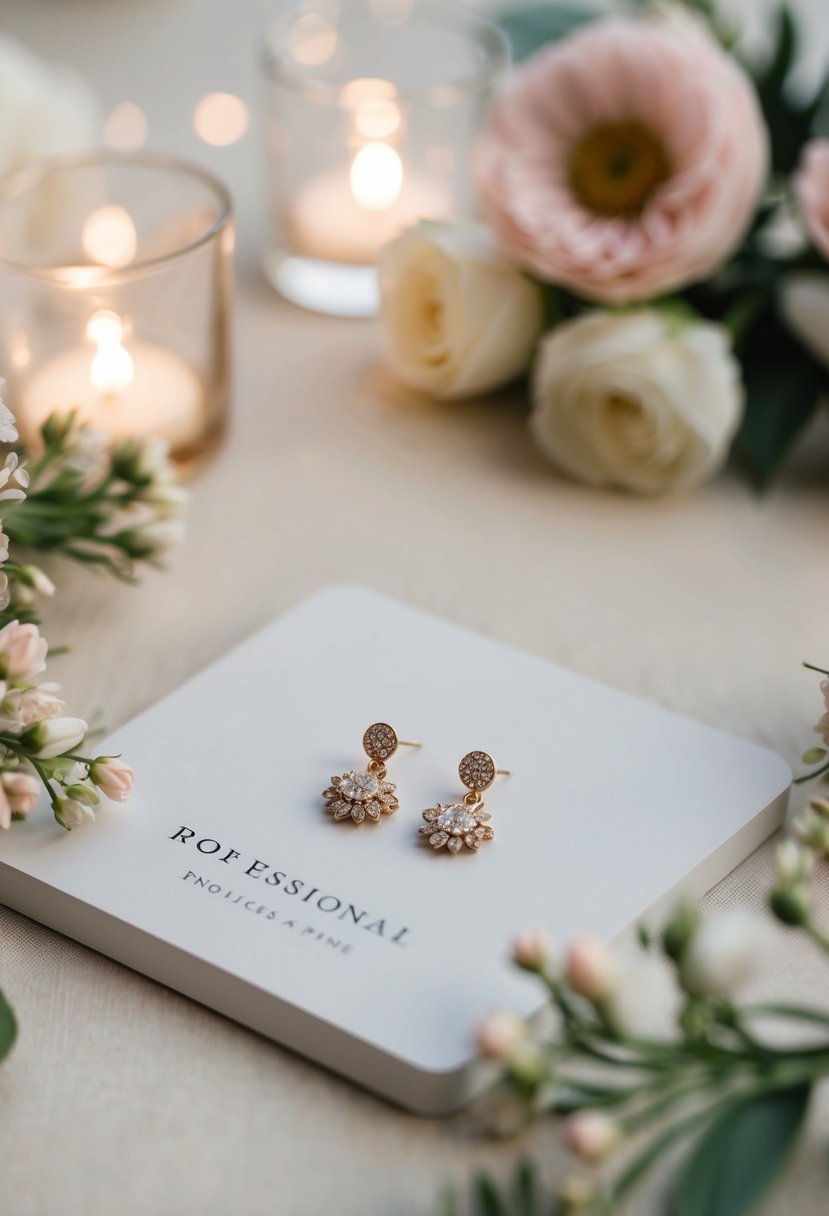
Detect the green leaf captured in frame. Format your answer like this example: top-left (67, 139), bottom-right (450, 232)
top-left (511, 1162), bottom-right (538, 1216)
top-left (753, 7), bottom-right (826, 174)
top-left (674, 1084), bottom-right (812, 1216)
top-left (435, 1186), bottom-right (459, 1216)
top-left (473, 1175), bottom-right (507, 1216)
top-left (736, 315), bottom-right (825, 487)
top-left (0, 988), bottom-right (17, 1063)
top-left (498, 5), bottom-right (597, 62)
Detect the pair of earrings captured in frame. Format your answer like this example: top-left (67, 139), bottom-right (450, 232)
top-left (321, 722), bottom-right (509, 856)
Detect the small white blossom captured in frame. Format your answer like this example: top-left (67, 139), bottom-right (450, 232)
top-left (0, 380), bottom-right (17, 444)
top-left (0, 453), bottom-right (27, 503)
top-left (54, 796), bottom-right (95, 830)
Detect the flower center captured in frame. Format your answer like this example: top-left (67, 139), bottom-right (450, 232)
top-left (569, 122), bottom-right (670, 218)
top-left (340, 771), bottom-right (381, 801)
top-left (436, 804), bottom-right (478, 835)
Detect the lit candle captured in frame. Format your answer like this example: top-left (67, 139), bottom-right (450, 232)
top-left (287, 80), bottom-right (451, 264)
top-left (288, 147), bottom-right (451, 264)
top-left (19, 310), bottom-right (206, 451)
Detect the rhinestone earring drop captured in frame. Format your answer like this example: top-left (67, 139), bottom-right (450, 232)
top-left (322, 723), bottom-right (421, 825)
top-left (419, 751), bottom-right (510, 854)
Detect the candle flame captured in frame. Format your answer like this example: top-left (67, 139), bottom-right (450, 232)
top-left (87, 310), bottom-right (134, 396)
top-left (350, 143), bottom-right (403, 212)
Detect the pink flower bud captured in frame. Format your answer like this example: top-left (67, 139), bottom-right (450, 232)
top-left (0, 620), bottom-right (47, 681)
top-left (2, 771), bottom-right (39, 817)
top-left (562, 1111), bottom-right (621, 1163)
top-left (91, 757), bottom-right (135, 803)
top-left (565, 934), bottom-right (615, 1003)
top-left (513, 929), bottom-right (552, 971)
top-left (476, 1011), bottom-right (525, 1060)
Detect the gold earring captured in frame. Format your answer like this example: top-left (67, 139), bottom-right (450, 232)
top-left (322, 723), bottom-right (421, 825)
top-left (419, 751), bottom-right (510, 854)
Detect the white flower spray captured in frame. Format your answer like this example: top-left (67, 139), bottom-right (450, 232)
top-left (0, 392), bottom-right (185, 830)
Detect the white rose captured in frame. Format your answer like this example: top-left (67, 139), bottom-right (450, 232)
top-left (780, 273), bottom-right (829, 369)
top-left (379, 220), bottom-right (544, 401)
top-left (0, 35), bottom-right (99, 180)
top-left (530, 310), bottom-right (744, 495)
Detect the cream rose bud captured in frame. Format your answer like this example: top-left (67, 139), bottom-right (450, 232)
top-left (91, 757), bottom-right (135, 803)
top-left (24, 716), bottom-right (87, 759)
top-left (562, 1111), bottom-right (622, 1163)
top-left (379, 220), bottom-right (544, 401)
top-left (54, 796), bottom-right (95, 831)
top-left (531, 310), bottom-right (744, 495)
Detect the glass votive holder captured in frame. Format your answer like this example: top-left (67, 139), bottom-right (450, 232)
top-left (0, 152), bottom-right (234, 473)
top-left (260, 0), bottom-right (509, 318)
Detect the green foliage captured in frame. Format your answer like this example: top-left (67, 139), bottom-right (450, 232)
top-left (440, 1163), bottom-right (548, 1216)
top-left (0, 988), bottom-right (17, 1063)
top-left (498, 4), bottom-right (597, 62)
top-left (736, 312), bottom-right (826, 487)
top-left (754, 7), bottom-right (829, 175)
top-left (675, 1085), bottom-right (812, 1216)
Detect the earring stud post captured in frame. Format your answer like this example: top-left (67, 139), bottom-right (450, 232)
top-left (496, 769), bottom-right (511, 775)
top-left (399, 740), bottom-right (422, 748)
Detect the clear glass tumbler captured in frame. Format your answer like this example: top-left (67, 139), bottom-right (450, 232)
top-left (0, 152), bottom-right (234, 473)
top-left (260, 0), bottom-right (509, 318)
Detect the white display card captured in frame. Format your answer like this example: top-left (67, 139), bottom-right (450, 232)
top-left (0, 587), bottom-right (791, 1113)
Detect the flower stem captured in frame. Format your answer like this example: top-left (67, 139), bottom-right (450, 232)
top-left (794, 761), bottom-right (829, 785)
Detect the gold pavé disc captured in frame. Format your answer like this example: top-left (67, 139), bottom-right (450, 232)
top-left (459, 750), bottom-right (496, 791)
top-left (363, 722), bottom-right (398, 762)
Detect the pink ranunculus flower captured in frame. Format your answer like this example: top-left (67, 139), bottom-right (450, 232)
top-left (474, 18), bottom-right (769, 304)
top-left (796, 141), bottom-right (829, 261)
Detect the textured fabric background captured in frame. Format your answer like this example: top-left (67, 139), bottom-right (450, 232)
top-left (0, 1), bottom-right (827, 1212)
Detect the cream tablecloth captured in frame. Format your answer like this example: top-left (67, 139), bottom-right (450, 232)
top-left (0, 1), bottom-right (827, 1212)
